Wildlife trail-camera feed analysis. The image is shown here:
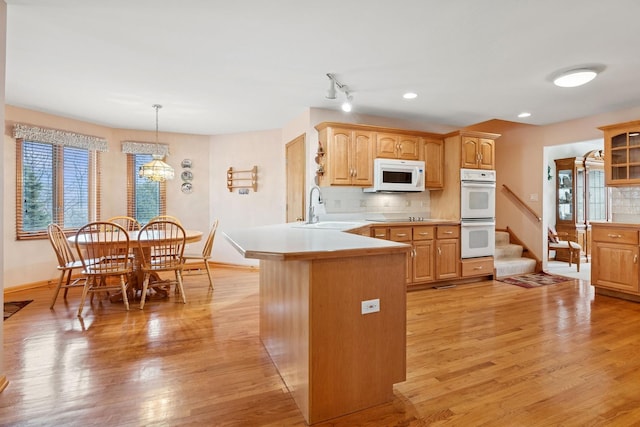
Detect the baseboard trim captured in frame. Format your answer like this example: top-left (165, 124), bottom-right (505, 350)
top-left (4, 262), bottom-right (259, 296)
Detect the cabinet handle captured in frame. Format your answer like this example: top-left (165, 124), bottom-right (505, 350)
top-left (443, 231), bottom-right (453, 235)
top-left (635, 255), bottom-right (638, 264)
top-left (473, 266), bottom-right (484, 270)
top-left (375, 233), bottom-right (386, 238)
top-left (396, 233), bottom-right (408, 237)
top-left (418, 232), bottom-right (430, 236)
top-left (438, 247), bottom-right (442, 255)
top-left (607, 233), bottom-right (622, 238)
top-left (411, 249), bottom-right (416, 258)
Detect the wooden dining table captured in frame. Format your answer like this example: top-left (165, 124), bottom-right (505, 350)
top-left (71, 228), bottom-right (203, 300)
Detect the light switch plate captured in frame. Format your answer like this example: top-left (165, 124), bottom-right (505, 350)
top-left (361, 298), bottom-right (380, 315)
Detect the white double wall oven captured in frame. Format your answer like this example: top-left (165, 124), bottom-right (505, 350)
top-left (460, 169), bottom-right (496, 259)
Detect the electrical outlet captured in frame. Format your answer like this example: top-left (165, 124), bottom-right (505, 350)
top-left (361, 298), bottom-right (380, 315)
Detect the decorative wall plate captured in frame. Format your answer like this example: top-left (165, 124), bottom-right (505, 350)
top-left (181, 170), bottom-right (193, 182)
top-left (181, 182), bottom-right (193, 194)
top-left (181, 159), bottom-right (192, 168)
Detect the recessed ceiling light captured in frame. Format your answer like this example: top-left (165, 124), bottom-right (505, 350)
top-left (403, 92), bottom-right (418, 99)
top-left (518, 112), bottom-right (531, 118)
top-left (553, 68), bottom-right (598, 88)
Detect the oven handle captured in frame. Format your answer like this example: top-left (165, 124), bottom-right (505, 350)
top-left (461, 221), bottom-right (496, 227)
top-left (460, 182), bottom-right (496, 188)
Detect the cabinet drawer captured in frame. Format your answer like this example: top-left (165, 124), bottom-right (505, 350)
top-left (437, 225), bottom-right (459, 239)
top-left (389, 227), bottom-right (412, 242)
top-left (461, 257), bottom-right (494, 278)
top-left (412, 226), bottom-right (434, 241)
top-left (371, 227), bottom-right (389, 240)
top-left (592, 227), bottom-right (639, 245)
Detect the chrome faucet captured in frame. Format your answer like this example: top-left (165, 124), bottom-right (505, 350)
top-left (307, 186), bottom-right (323, 224)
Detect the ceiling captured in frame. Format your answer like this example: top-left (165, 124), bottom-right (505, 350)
top-left (5, 0), bottom-right (640, 135)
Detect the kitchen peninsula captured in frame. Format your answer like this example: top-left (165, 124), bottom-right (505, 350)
top-left (224, 223), bottom-right (410, 424)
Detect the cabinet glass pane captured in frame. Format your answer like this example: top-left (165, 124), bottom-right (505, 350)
top-left (576, 169), bottom-right (584, 223)
top-left (630, 147), bottom-right (640, 163)
top-left (630, 131), bottom-right (640, 147)
top-left (612, 165), bottom-right (627, 180)
top-left (630, 165), bottom-right (640, 180)
top-left (558, 169), bottom-right (573, 221)
top-left (588, 170), bottom-right (606, 221)
top-left (611, 149), bottom-right (627, 165)
top-left (612, 133), bottom-right (628, 148)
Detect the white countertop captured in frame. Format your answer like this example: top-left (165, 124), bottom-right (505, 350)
top-left (224, 222), bottom-right (410, 261)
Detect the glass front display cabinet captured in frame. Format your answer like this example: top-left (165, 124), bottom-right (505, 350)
top-left (554, 150), bottom-right (607, 262)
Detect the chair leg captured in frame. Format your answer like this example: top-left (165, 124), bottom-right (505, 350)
top-left (175, 270), bottom-right (187, 304)
top-left (77, 276), bottom-right (92, 317)
top-left (140, 273), bottom-right (150, 310)
top-left (50, 271), bottom-right (67, 309)
top-left (118, 274), bottom-right (130, 311)
top-left (204, 261), bottom-right (214, 290)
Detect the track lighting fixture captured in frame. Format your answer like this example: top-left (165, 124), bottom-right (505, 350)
top-left (326, 73), bottom-right (354, 113)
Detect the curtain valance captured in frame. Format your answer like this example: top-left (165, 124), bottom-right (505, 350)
top-left (13, 123), bottom-right (108, 152)
top-left (121, 141), bottom-right (170, 156)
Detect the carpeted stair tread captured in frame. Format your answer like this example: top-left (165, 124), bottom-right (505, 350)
top-left (494, 230), bottom-right (536, 278)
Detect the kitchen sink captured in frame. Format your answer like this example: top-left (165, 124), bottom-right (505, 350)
top-left (292, 221), bottom-right (365, 230)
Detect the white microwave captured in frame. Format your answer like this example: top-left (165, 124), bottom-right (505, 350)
top-left (363, 159), bottom-right (426, 193)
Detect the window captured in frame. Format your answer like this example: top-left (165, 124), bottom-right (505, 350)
top-left (127, 153), bottom-right (166, 224)
top-left (17, 139), bottom-right (100, 239)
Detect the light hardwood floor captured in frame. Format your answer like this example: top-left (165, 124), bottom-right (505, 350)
top-left (2, 268), bottom-right (640, 426)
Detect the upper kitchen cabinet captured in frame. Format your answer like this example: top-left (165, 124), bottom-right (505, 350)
top-left (375, 133), bottom-right (420, 160)
top-left (422, 138), bottom-right (444, 189)
top-left (315, 122), bottom-right (445, 188)
top-left (461, 135), bottom-right (496, 169)
top-left (599, 120), bottom-right (640, 186)
top-left (316, 123), bottom-right (374, 186)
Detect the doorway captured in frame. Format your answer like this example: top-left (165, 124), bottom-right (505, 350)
top-left (286, 134), bottom-right (306, 223)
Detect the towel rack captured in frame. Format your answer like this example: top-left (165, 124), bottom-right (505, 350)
top-left (227, 166), bottom-right (258, 192)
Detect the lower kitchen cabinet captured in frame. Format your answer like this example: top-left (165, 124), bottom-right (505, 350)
top-left (372, 224), bottom-right (460, 288)
top-left (461, 256), bottom-right (494, 278)
top-left (591, 223), bottom-right (640, 298)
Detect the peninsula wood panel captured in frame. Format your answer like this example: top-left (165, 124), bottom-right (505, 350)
top-left (259, 253), bottom-right (406, 424)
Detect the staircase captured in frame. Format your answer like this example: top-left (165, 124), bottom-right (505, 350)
top-left (494, 230), bottom-right (537, 278)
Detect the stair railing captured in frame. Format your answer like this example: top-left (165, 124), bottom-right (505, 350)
top-left (502, 185), bottom-right (542, 222)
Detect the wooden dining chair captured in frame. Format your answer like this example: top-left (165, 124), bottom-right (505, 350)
top-left (182, 219), bottom-right (218, 290)
top-left (106, 215), bottom-right (141, 231)
top-left (137, 220), bottom-right (187, 309)
top-left (149, 215), bottom-right (182, 225)
top-left (548, 226), bottom-right (581, 272)
top-left (47, 223), bottom-right (87, 309)
top-left (74, 221), bottom-right (133, 317)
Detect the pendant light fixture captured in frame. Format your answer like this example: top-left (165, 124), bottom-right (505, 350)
top-left (138, 104), bottom-right (175, 182)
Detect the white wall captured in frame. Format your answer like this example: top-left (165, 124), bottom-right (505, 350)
top-left (209, 128), bottom-right (284, 267)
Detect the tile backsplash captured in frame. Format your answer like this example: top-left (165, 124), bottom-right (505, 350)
top-left (317, 187), bottom-right (430, 216)
top-left (611, 187), bottom-right (640, 222)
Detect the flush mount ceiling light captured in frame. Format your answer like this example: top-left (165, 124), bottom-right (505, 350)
top-left (138, 104), bottom-right (175, 182)
top-left (552, 68), bottom-right (599, 88)
top-left (326, 73), bottom-right (354, 113)
top-left (403, 92), bottom-right (418, 99)
top-left (518, 112), bottom-right (531, 118)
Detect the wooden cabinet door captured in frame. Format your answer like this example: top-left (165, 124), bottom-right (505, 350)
top-left (351, 130), bottom-right (374, 186)
top-left (436, 239), bottom-right (460, 280)
top-left (413, 240), bottom-right (434, 283)
top-left (423, 139), bottom-right (444, 189)
top-left (592, 242), bottom-right (639, 293)
top-left (328, 127), bottom-right (352, 185)
top-left (375, 133), bottom-right (398, 159)
top-left (461, 136), bottom-right (479, 168)
top-left (397, 136), bottom-right (420, 160)
top-left (478, 138), bottom-right (495, 169)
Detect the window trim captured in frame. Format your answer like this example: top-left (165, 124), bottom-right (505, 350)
top-left (126, 153), bottom-right (167, 223)
top-left (16, 138), bottom-right (101, 240)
